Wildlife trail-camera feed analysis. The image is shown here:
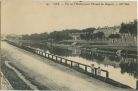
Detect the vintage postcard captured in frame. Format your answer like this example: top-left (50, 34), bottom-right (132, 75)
top-left (0, 0), bottom-right (137, 91)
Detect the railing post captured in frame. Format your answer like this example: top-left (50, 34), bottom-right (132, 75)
top-left (60, 58), bottom-right (62, 63)
top-left (55, 56), bottom-right (57, 61)
top-left (136, 80), bottom-right (138, 90)
top-left (71, 61), bottom-right (73, 67)
top-left (106, 71), bottom-right (109, 79)
top-left (48, 54), bottom-right (49, 58)
top-left (85, 66), bottom-right (87, 72)
top-left (95, 68), bottom-right (97, 76)
top-left (91, 64), bottom-right (95, 75)
top-left (78, 63), bottom-right (79, 69)
top-left (52, 55), bottom-right (53, 60)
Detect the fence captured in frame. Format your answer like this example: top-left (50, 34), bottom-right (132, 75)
top-left (35, 50), bottom-right (109, 78)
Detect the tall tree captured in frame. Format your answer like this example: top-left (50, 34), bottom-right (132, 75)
top-left (119, 20), bottom-right (137, 36)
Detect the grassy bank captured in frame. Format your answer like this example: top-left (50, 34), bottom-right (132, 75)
top-left (1, 58), bottom-right (31, 90)
top-left (9, 63), bottom-right (50, 90)
top-left (1, 49), bottom-right (50, 90)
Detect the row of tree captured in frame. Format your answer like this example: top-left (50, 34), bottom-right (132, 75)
top-left (22, 29), bottom-right (76, 41)
top-left (7, 20), bottom-right (137, 41)
top-left (21, 28), bottom-right (107, 41)
top-left (21, 28), bottom-right (98, 41)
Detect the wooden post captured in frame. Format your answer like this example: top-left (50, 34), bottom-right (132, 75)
top-left (106, 71), bottom-right (109, 78)
top-left (56, 56), bottom-right (57, 61)
top-left (78, 63), bottom-right (79, 69)
top-left (71, 61), bottom-right (73, 67)
top-left (136, 80), bottom-right (138, 90)
top-left (95, 68), bottom-right (97, 76)
top-left (91, 64), bottom-right (95, 75)
top-left (60, 58), bottom-right (62, 63)
top-left (85, 66), bottom-right (87, 72)
top-left (48, 54), bottom-right (49, 58)
top-left (52, 55), bottom-right (53, 60)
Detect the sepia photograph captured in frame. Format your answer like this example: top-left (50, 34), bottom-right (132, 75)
top-left (0, 0), bottom-right (138, 91)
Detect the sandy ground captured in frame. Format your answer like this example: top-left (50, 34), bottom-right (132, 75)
top-left (1, 42), bottom-right (131, 91)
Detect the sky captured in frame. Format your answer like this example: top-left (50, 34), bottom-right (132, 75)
top-left (1, 0), bottom-right (137, 34)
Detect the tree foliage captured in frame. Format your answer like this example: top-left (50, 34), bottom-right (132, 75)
top-left (48, 31), bottom-right (72, 41)
top-left (119, 20), bottom-right (137, 36)
top-left (22, 32), bottom-right (48, 40)
top-left (108, 34), bottom-right (121, 39)
top-left (80, 31), bottom-right (105, 40)
top-left (21, 28), bottom-right (97, 41)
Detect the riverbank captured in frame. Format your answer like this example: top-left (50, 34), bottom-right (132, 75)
top-left (18, 39), bottom-right (137, 56)
top-left (1, 51), bottom-right (31, 90)
top-left (46, 43), bottom-right (137, 57)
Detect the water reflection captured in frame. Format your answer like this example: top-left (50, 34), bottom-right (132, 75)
top-left (80, 51), bottom-right (105, 62)
top-left (120, 58), bottom-right (137, 78)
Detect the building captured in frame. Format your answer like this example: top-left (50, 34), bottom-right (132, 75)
top-left (70, 26), bottom-right (121, 40)
top-left (70, 33), bottom-right (82, 40)
top-left (94, 26), bottom-right (120, 37)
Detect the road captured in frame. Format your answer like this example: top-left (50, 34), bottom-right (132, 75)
top-left (1, 42), bottom-right (130, 90)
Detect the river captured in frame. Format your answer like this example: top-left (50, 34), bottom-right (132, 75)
top-left (25, 43), bottom-right (138, 89)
